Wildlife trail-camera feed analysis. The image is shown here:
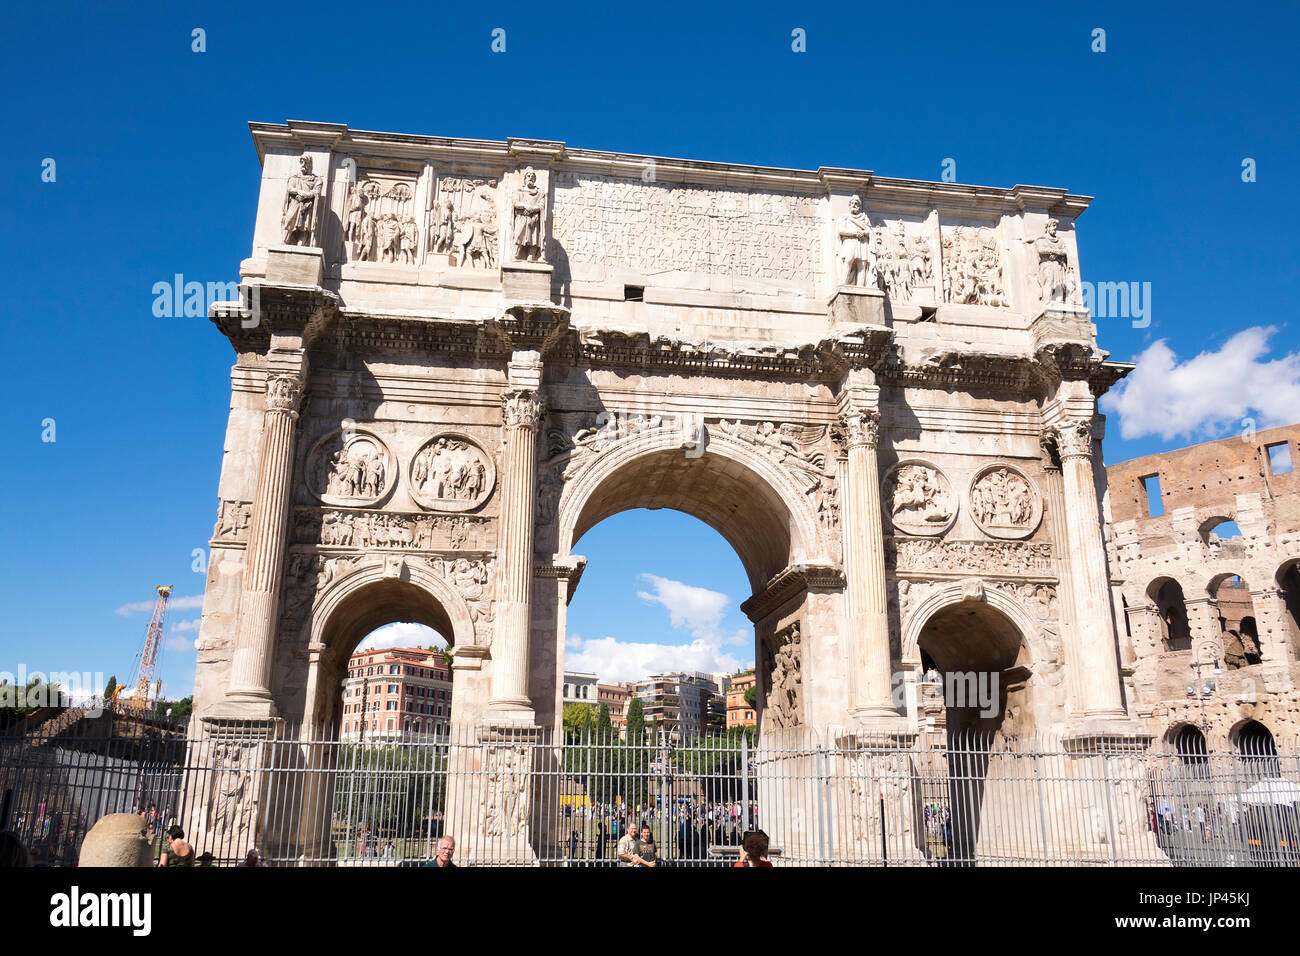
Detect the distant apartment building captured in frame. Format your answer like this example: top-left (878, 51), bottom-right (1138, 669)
top-left (635, 672), bottom-right (720, 739)
top-left (341, 646), bottom-right (453, 741)
top-left (727, 671), bottom-right (757, 729)
top-left (562, 672), bottom-right (599, 708)
top-left (596, 681), bottom-right (635, 730)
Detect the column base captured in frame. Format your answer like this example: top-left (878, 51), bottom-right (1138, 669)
top-left (485, 700), bottom-right (537, 727)
top-left (208, 692), bottom-right (278, 722)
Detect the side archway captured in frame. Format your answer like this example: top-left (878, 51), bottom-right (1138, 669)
top-left (301, 560), bottom-right (477, 732)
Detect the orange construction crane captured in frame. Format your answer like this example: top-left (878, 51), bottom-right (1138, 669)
top-left (123, 586), bottom-right (172, 714)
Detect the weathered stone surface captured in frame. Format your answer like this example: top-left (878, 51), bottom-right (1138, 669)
top-left (79, 814), bottom-right (154, 868)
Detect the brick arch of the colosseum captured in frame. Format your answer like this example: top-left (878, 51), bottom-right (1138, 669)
top-left (297, 561), bottom-right (477, 731)
top-left (554, 429), bottom-right (823, 594)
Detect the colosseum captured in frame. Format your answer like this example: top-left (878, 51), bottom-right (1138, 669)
top-left (1108, 424), bottom-right (1300, 755)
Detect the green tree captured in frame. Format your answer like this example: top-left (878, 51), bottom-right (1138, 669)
top-left (743, 686), bottom-right (756, 708)
top-left (562, 703), bottom-right (596, 738)
top-left (594, 703), bottom-right (612, 741)
top-left (625, 697), bottom-right (645, 744)
top-left (104, 676), bottom-right (118, 700)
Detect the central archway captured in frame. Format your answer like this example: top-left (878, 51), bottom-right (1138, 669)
top-left (549, 428), bottom-right (839, 737)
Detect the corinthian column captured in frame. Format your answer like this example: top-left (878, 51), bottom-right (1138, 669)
top-left (840, 408), bottom-right (898, 723)
top-left (1051, 418), bottom-right (1126, 719)
top-left (489, 386), bottom-right (545, 717)
top-left (225, 372), bottom-right (305, 713)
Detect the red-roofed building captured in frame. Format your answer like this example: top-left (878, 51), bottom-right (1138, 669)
top-left (340, 646), bottom-right (453, 741)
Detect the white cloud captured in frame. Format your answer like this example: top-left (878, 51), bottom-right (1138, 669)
top-left (565, 632), bottom-right (751, 684)
top-left (356, 622), bottom-right (448, 653)
top-left (636, 574), bottom-right (729, 638)
top-left (1102, 326), bottom-right (1300, 441)
top-left (114, 593), bottom-right (204, 616)
top-left (164, 636), bottom-right (196, 653)
top-left (170, 618), bottom-right (201, 633)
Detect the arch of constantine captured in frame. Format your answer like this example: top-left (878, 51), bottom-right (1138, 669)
top-left (190, 120), bottom-right (1159, 863)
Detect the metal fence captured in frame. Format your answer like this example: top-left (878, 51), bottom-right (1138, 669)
top-left (2, 717), bottom-right (1296, 867)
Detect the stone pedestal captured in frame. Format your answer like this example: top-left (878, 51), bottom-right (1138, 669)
top-left (265, 245), bottom-right (324, 286)
top-left (502, 261), bottom-right (554, 302)
top-left (185, 718), bottom-right (282, 863)
top-left (829, 286), bottom-right (887, 328)
top-left (834, 731), bottom-right (925, 864)
top-left (1058, 730), bottom-right (1169, 865)
top-left (445, 723), bottom-right (544, 865)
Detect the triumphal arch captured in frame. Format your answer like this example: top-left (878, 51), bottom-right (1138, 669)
top-left (190, 120), bottom-right (1153, 862)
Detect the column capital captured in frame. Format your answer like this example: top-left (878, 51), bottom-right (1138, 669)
top-left (264, 373), bottom-right (305, 416)
top-left (837, 408), bottom-right (880, 450)
top-left (1048, 418), bottom-right (1093, 460)
top-left (501, 387), bottom-right (546, 430)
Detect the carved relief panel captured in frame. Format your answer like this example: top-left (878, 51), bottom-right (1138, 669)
top-left (941, 224), bottom-right (1006, 306)
top-left (305, 428), bottom-right (396, 507)
top-left (430, 176), bottom-right (500, 269)
top-left (968, 464), bottom-right (1043, 540)
top-left (762, 622), bottom-right (803, 730)
top-left (883, 460), bottom-right (956, 536)
top-left (408, 434), bottom-right (496, 512)
top-left (342, 172), bottom-right (419, 264)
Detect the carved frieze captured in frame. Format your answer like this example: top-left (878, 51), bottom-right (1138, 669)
top-left (305, 428), bottom-right (395, 507)
top-left (294, 507), bottom-right (492, 552)
top-left (716, 419), bottom-right (831, 493)
top-left (207, 740), bottom-right (257, 840)
top-left (343, 176), bottom-right (418, 264)
top-left (883, 460), bottom-right (956, 537)
top-left (888, 537), bottom-right (1054, 577)
top-left (968, 464), bottom-right (1043, 540)
top-left (408, 434), bottom-right (496, 513)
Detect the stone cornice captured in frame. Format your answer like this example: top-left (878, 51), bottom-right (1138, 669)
top-left (741, 563), bottom-right (846, 623)
top-left (249, 121), bottom-right (1089, 214)
top-left (210, 284), bottom-right (338, 356)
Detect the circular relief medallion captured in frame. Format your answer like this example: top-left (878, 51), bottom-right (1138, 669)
top-left (306, 428), bottom-right (396, 507)
top-left (408, 433), bottom-right (496, 513)
top-left (968, 463), bottom-right (1042, 540)
top-left (883, 459), bottom-right (957, 537)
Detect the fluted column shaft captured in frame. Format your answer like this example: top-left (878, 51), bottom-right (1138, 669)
top-left (228, 373), bottom-right (305, 704)
top-left (841, 409), bottom-right (896, 719)
top-left (1053, 419), bottom-right (1126, 718)
top-left (489, 387), bottom-right (545, 713)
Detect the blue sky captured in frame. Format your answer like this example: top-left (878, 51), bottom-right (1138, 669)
top-left (1, 0), bottom-right (1297, 699)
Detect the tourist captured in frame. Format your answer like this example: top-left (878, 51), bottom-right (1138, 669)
top-left (594, 819), bottom-right (607, 861)
top-left (239, 849), bottom-right (263, 867)
top-left (629, 825), bottom-right (658, 868)
top-left (734, 829), bottom-right (773, 867)
top-left (196, 852), bottom-right (216, 867)
top-left (423, 835), bottom-right (456, 868)
top-left (617, 819), bottom-right (639, 866)
top-left (158, 825), bottom-right (195, 867)
top-left (0, 831), bottom-right (33, 867)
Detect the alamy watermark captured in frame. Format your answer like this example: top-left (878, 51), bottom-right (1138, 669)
top-left (151, 275), bottom-right (261, 328)
top-left (1079, 279), bottom-right (1151, 328)
top-left (1, 667), bottom-right (108, 717)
